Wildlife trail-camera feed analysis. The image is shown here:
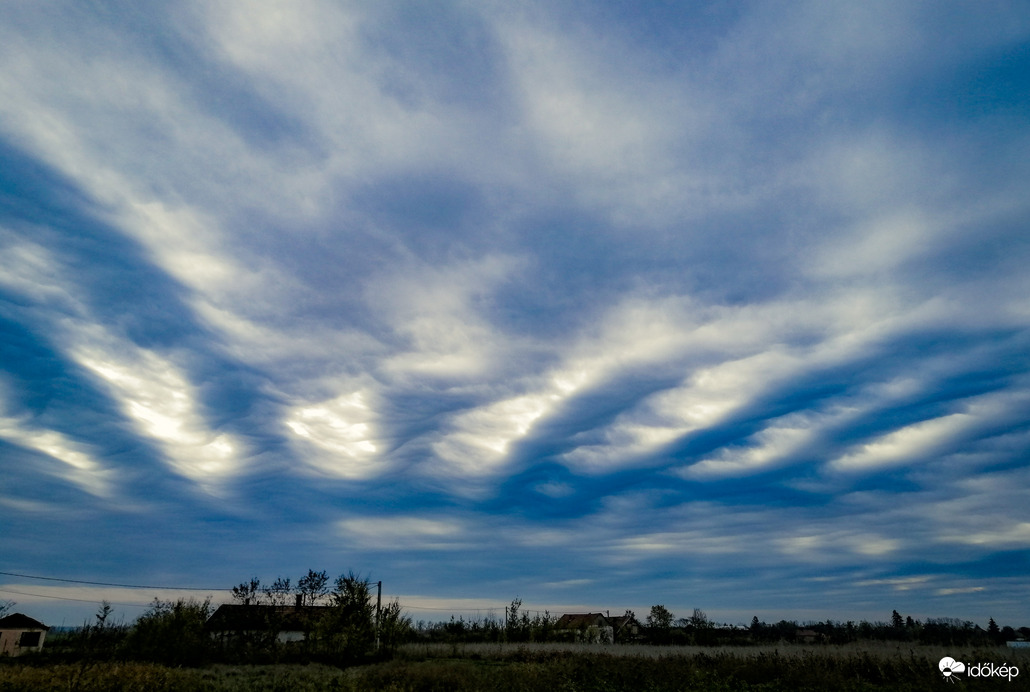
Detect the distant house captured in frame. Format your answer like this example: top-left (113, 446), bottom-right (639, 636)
top-left (206, 604), bottom-right (328, 644)
top-left (555, 613), bottom-right (613, 643)
top-left (0, 613), bottom-right (49, 656)
top-left (795, 628), bottom-right (826, 644)
top-left (609, 613), bottom-right (644, 642)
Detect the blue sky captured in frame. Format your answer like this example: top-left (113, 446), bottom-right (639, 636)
top-left (1, 1), bottom-right (1029, 628)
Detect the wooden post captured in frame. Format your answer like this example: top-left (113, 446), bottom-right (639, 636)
top-left (375, 580), bottom-right (382, 651)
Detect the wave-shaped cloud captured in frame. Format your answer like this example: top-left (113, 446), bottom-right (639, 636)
top-left (1, 0), bottom-right (1029, 624)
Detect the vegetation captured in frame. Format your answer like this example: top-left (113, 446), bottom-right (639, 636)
top-left (4, 574), bottom-right (1029, 690)
top-left (3, 643), bottom-right (1028, 691)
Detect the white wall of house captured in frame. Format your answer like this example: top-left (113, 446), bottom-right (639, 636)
top-left (0, 628), bottom-right (47, 656)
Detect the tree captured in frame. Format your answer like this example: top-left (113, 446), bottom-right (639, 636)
top-left (316, 572), bottom-right (376, 662)
top-left (0, 600), bottom-right (14, 618)
top-left (507, 596), bottom-right (523, 640)
top-left (891, 610), bottom-right (904, 630)
top-left (690, 608), bottom-right (713, 630)
top-left (263, 576), bottom-right (292, 606)
top-left (647, 604), bottom-right (673, 630)
top-left (231, 577), bottom-right (261, 605)
top-left (377, 599), bottom-right (412, 652)
top-left (646, 605), bottom-right (674, 645)
top-left (125, 597), bottom-right (212, 666)
top-left (988, 617), bottom-right (1001, 643)
top-left (297, 569), bottom-right (329, 606)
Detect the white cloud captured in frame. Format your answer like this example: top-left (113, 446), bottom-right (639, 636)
top-left (285, 390), bottom-right (381, 479)
top-left (489, 8), bottom-right (713, 227)
top-left (338, 515), bottom-right (468, 550)
top-left (372, 256), bottom-right (521, 382)
top-left (70, 331), bottom-right (245, 487)
top-left (828, 389), bottom-right (1030, 473)
top-left (0, 405), bottom-right (112, 498)
top-left (940, 522), bottom-right (1030, 548)
top-left (681, 417), bottom-right (816, 479)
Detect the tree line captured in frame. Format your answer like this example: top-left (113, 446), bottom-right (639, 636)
top-left (35, 569), bottom-right (411, 667)
top-left (15, 581), bottom-right (1028, 670)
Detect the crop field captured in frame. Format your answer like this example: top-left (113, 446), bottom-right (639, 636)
top-left (1, 642), bottom-right (1026, 691)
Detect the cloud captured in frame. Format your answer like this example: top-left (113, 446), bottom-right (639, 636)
top-left (1, 0), bottom-right (1029, 624)
top-left (0, 405), bottom-right (112, 498)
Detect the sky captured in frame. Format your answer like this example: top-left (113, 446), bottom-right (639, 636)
top-left (1, 1), bottom-right (1029, 629)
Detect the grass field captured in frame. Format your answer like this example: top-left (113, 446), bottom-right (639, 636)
top-left (1, 642), bottom-right (1026, 691)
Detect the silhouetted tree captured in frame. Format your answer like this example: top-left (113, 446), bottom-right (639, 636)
top-left (647, 605), bottom-right (674, 644)
top-left (297, 569), bottom-right (330, 606)
top-left (231, 577), bottom-right (261, 605)
top-left (648, 604), bottom-right (674, 629)
top-left (891, 610), bottom-right (904, 630)
top-left (125, 597), bottom-right (212, 666)
top-left (689, 608), bottom-right (715, 645)
top-left (263, 576), bottom-right (292, 606)
top-left (507, 596), bottom-right (525, 641)
top-left (316, 572), bottom-right (376, 662)
top-left (377, 598), bottom-right (412, 652)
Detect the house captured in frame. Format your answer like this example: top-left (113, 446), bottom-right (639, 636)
top-left (795, 628), bottom-right (826, 644)
top-left (0, 613), bottom-right (49, 656)
top-left (555, 613), bottom-right (614, 643)
top-left (206, 604), bottom-right (328, 644)
top-left (609, 613), bottom-right (644, 642)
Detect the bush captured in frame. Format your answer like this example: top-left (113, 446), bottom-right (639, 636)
top-left (123, 598), bottom-right (213, 666)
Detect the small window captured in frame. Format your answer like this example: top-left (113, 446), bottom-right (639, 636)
top-left (18, 631), bottom-right (41, 647)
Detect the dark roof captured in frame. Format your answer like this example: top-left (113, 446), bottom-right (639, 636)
top-left (0, 613), bottom-right (49, 630)
top-left (609, 615), bottom-right (641, 630)
top-left (556, 613), bottom-right (610, 629)
top-left (206, 604), bottom-right (328, 632)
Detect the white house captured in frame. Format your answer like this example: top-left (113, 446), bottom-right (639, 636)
top-left (0, 613), bottom-right (49, 656)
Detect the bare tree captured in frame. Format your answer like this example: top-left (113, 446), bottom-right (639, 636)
top-left (297, 569), bottom-right (329, 606)
top-left (231, 578), bottom-right (261, 605)
top-left (690, 608), bottom-right (712, 629)
top-left (0, 599), bottom-right (14, 618)
top-left (263, 577), bottom-right (292, 607)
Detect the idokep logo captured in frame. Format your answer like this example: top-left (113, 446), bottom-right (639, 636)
top-left (939, 657), bottom-right (965, 682)
top-left (939, 656), bottom-right (1020, 683)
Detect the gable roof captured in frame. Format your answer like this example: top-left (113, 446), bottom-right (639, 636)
top-left (206, 604), bottom-right (327, 632)
top-left (555, 613), bottom-right (609, 629)
top-left (609, 614), bottom-right (641, 630)
top-left (0, 613), bottom-right (49, 630)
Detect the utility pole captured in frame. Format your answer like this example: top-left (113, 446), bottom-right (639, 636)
top-left (375, 580), bottom-right (382, 652)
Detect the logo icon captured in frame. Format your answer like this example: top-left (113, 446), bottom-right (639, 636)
top-left (939, 657), bottom-right (965, 683)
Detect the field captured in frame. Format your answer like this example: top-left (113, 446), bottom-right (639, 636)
top-left (1, 642), bottom-right (1026, 691)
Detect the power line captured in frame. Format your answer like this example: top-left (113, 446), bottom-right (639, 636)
top-left (0, 571), bottom-right (227, 591)
top-left (0, 587), bottom-right (158, 609)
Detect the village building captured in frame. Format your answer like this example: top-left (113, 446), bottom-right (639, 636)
top-left (0, 613), bottom-right (49, 657)
top-left (206, 603), bottom-right (328, 644)
top-left (795, 628), bottom-right (826, 644)
top-left (609, 612), bottom-right (644, 642)
top-left (555, 613), bottom-right (614, 643)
